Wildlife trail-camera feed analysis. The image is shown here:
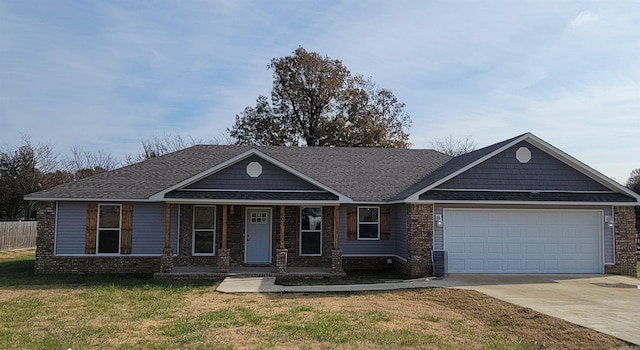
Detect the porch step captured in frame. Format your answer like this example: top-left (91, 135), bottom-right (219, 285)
top-left (153, 265), bottom-right (336, 281)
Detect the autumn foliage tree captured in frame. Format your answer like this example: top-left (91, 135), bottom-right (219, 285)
top-left (229, 48), bottom-right (411, 147)
top-left (627, 168), bottom-right (640, 194)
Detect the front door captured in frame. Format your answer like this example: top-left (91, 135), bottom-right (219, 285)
top-left (245, 208), bottom-right (272, 263)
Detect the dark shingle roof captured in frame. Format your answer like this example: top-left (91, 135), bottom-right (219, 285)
top-left (25, 133), bottom-right (638, 204)
top-left (25, 145), bottom-right (452, 202)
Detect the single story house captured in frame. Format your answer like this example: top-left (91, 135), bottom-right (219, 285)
top-left (26, 133), bottom-right (640, 277)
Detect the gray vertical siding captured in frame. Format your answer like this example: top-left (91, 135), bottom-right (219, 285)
top-left (433, 206), bottom-right (444, 251)
top-left (391, 204), bottom-right (408, 259)
top-left (185, 155), bottom-right (322, 191)
top-left (55, 202), bottom-right (87, 255)
top-left (55, 202), bottom-right (179, 256)
top-left (604, 206), bottom-right (614, 264)
top-left (131, 203), bottom-right (179, 255)
top-left (339, 205), bottom-right (395, 255)
top-left (435, 141), bottom-right (611, 191)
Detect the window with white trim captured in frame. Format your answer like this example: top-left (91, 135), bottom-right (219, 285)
top-left (97, 204), bottom-right (121, 254)
top-left (193, 205), bottom-right (216, 255)
top-left (300, 207), bottom-right (322, 256)
top-left (358, 207), bottom-right (379, 240)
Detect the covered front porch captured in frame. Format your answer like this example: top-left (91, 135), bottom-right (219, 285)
top-left (157, 203), bottom-right (345, 278)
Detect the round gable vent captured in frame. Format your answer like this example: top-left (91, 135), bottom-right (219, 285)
top-left (516, 147), bottom-right (532, 163)
top-left (246, 162), bottom-right (263, 177)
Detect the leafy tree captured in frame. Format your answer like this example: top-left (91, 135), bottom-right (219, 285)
top-left (0, 138), bottom-right (59, 219)
top-left (229, 48), bottom-right (411, 147)
top-left (431, 135), bottom-right (477, 156)
top-left (626, 168), bottom-right (640, 247)
top-left (626, 168), bottom-right (640, 194)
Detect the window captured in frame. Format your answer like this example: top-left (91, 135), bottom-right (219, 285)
top-left (358, 207), bottom-right (379, 240)
top-left (97, 204), bottom-right (121, 254)
top-left (193, 206), bottom-right (216, 255)
top-left (251, 211), bottom-right (268, 223)
top-left (300, 207), bottom-right (322, 256)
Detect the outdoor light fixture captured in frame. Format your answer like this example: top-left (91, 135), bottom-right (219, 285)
top-left (435, 214), bottom-right (443, 227)
top-left (605, 215), bottom-right (614, 228)
top-left (230, 205), bottom-right (235, 215)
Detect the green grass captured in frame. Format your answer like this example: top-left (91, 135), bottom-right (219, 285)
top-left (0, 250), bottom-right (629, 350)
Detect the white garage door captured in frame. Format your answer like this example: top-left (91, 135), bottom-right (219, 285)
top-left (444, 209), bottom-right (603, 273)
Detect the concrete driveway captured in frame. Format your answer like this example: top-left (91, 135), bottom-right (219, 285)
top-left (441, 274), bottom-right (640, 346)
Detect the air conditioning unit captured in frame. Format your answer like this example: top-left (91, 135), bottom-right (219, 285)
top-left (432, 250), bottom-right (447, 278)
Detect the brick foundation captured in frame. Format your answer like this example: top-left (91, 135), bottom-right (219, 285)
top-left (605, 206), bottom-right (638, 277)
top-left (342, 256), bottom-right (395, 271)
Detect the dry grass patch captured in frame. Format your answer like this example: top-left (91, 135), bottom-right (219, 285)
top-left (0, 249), bottom-right (632, 349)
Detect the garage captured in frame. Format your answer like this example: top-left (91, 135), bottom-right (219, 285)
top-left (444, 209), bottom-right (603, 273)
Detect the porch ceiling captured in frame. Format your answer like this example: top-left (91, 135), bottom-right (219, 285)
top-left (165, 190), bottom-right (339, 201)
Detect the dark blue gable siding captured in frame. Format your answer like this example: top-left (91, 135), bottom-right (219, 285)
top-left (435, 141), bottom-right (611, 191)
top-left (185, 155), bottom-right (324, 191)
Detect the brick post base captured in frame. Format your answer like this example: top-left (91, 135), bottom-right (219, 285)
top-left (331, 249), bottom-right (346, 276)
top-left (217, 248), bottom-right (230, 273)
top-left (276, 248), bottom-right (288, 273)
top-left (160, 247), bottom-right (174, 273)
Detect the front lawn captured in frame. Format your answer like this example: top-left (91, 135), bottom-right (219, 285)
top-left (0, 250), bottom-right (630, 349)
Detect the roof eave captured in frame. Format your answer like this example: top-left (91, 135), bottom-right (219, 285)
top-left (408, 199), bottom-right (639, 206)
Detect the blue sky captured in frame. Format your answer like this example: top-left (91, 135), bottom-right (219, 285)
top-left (1, 1), bottom-right (638, 182)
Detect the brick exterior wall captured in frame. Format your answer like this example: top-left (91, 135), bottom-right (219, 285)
top-left (605, 206), bottom-right (638, 276)
top-left (34, 201), bottom-right (163, 275)
top-left (34, 201), bottom-right (56, 274)
top-left (342, 256), bottom-right (395, 271)
top-left (406, 203), bottom-right (434, 278)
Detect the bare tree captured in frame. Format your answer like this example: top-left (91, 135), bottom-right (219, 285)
top-left (65, 147), bottom-right (120, 180)
top-left (431, 135), bottom-right (477, 156)
top-left (124, 132), bottom-right (233, 164)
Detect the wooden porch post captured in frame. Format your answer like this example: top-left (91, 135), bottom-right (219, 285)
top-left (279, 205), bottom-right (285, 249)
top-left (222, 204), bottom-right (228, 250)
top-left (331, 205), bottom-right (345, 276)
top-left (164, 203), bottom-right (171, 248)
top-left (333, 206), bottom-right (340, 249)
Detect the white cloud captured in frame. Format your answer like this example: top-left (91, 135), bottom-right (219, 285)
top-left (569, 11), bottom-right (598, 28)
top-left (1, 0), bottom-right (639, 181)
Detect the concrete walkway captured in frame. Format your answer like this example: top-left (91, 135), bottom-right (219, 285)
top-left (216, 274), bottom-right (640, 345)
